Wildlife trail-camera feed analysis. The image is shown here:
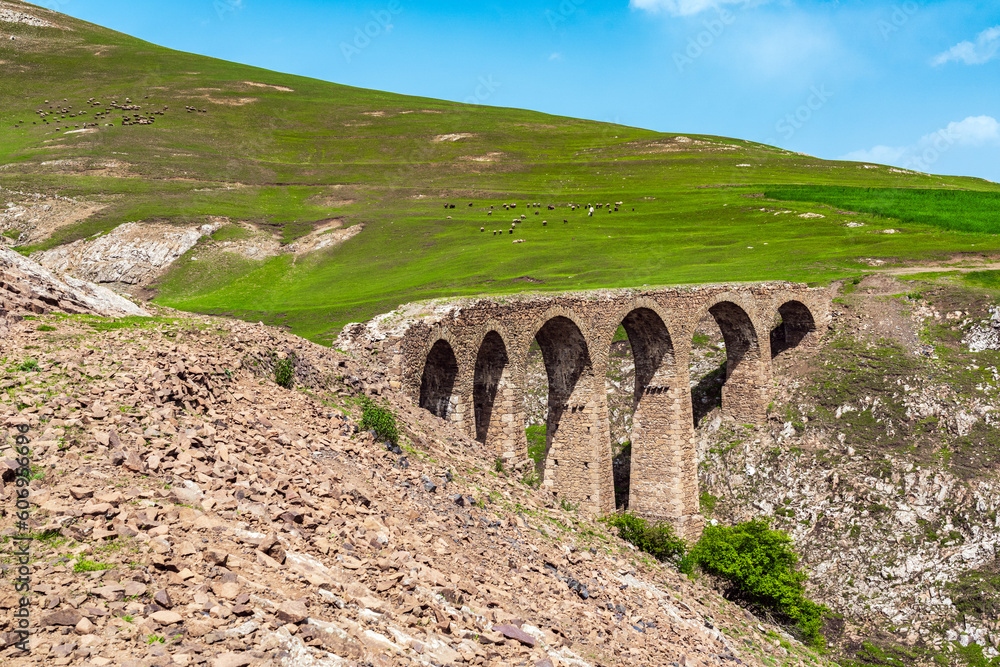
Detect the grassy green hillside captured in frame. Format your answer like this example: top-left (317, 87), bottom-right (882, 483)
top-left (2, 0), bottom-right (999, 343)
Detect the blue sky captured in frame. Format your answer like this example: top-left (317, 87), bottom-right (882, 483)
top-left (43, 0), bottom-right (1000, 182)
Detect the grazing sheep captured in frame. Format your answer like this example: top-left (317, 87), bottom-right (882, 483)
top-left (480, 227), bottom-right (484, 232)
top-left (487, 211), bottom-right (492, 215)
top-left (543, 221), bottom-right (547, 226)
top-left (563, 219), bottom-right (568, 223)
top-left (588, 207), bottom-right (594, 216)
top-left (547, 205), bottom-right (555, 210)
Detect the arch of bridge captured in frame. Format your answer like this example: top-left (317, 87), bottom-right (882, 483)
top-left (471, 324), bottom-right (518, 451)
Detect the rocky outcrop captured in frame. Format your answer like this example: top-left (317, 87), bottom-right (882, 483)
top-left (696, 276), bottom-right (1000, 663)
top-left (0, 191), bottom-right (105, 247)
top-left (0, 244), bottom-right (148, 324)
top-left (31, 221), bottom-right (220, 288)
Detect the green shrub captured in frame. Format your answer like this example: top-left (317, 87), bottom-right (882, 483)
top-left (602, 511), bottom-right (687, 566)
top-left (687, 519), bottom-right (827, 649)
top-left (274, 354), bottom-right (295, 388)
top-left (37, 324), bottom-right (56, 332)
top-left (17, 358), bottom-right (39, 372)
top-left (359, 395), bottom-right (399, 446)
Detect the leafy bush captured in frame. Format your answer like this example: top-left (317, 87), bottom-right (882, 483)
top-left (687, 519), bottom-right (827, 649)
top-left (359, 395), bottom-right (399, 446)
top-left (274, 354), bottom-right (295, 388)
top-left (602, 511), bottom-right (687, 566)
top-left (37, 324), bottom-right (56, 332)
top-left (17, 358), bottom-right (39, 372)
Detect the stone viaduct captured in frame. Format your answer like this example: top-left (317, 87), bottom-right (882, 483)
top-left (338, 282), bottom-right (831, 539)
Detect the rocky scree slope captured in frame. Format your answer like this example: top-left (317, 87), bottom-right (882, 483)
top-left (691, 275), bottom-right (1000, 665)
top-left (0, 304), bottom-right (834, 666)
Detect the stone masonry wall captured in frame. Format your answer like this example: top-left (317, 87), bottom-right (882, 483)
top-left (337, 282), bottom-right (831, 539)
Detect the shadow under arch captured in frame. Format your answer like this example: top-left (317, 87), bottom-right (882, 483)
top-left (688, 299), bottom-right (763, 426)
top-left (533, 315), bottom-right (592, 482)
top-left (612, 307), bottom-right (676, 509)
top-left (708, 300), bottom-right (759, 376)
top-left (473, 330), bottom-right (511, 444)
top-left (770, 300), bottom-right (817, 358)
top-left (419, 339), bottom-right (458, 419)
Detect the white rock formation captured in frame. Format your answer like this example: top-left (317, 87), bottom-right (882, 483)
top-left (32, 221), bottom-right (219, 287)
top-left (0, 245), bottom-right (149, 319)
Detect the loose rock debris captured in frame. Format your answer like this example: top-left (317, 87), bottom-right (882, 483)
top-left (0, 291), bottom-right (828, 666)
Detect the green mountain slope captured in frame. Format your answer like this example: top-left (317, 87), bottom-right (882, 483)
top-left (2, 0), bottom-right (999, 343)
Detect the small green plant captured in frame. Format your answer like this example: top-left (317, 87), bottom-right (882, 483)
top-left (560, 497), bottom-right (578, 512)
top-left (525, 424), bottom-right (546, 469)
top-left (692, 332), bottom-right (712, 347)
top-left (36, 324), bottom-right (56, 332)
top-left (359, 395), bottom-right (399, 446)
top-left (699, 491), bottom-right (720, 516)
top-left (521, 468), bottom-right (541, 488)
top-left (274, 354), bottom-right (295, 388)
top-left (17, 358), bottom-right (39, 372)
top-left (123, 615), bottom-right (135, 623)
top-left (602, 511), bottom-right (687, 566)
top-left (146, 634), bottom-right (166, 645)
top-left (73, 558), bottom-right (114, 573)
top-left (493, 456), bottom-right (506, 475)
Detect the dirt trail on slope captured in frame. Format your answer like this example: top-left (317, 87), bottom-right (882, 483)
top-left (866, 254), bottom-right (1000, 276)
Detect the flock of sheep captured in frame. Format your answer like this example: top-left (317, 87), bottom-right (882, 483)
top-left (12, 95), bottom-right (191, 131)
top-left (440, 200), bottom-right (632, 239)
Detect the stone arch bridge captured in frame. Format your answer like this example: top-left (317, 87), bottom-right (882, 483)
top-left (338, 282), bottom-right (831, 539)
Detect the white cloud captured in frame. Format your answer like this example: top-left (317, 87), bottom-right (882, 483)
top-left (840, 116), bottom-right (1000, 173)
top-left (941, 115), bottom-right (1000, 145)
top-left (630, 0), bottom-right (766, 17)
top-left (549, 52), bottom-right (563, 61)
top-left (932, 25), bottom-right (1000, 66)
